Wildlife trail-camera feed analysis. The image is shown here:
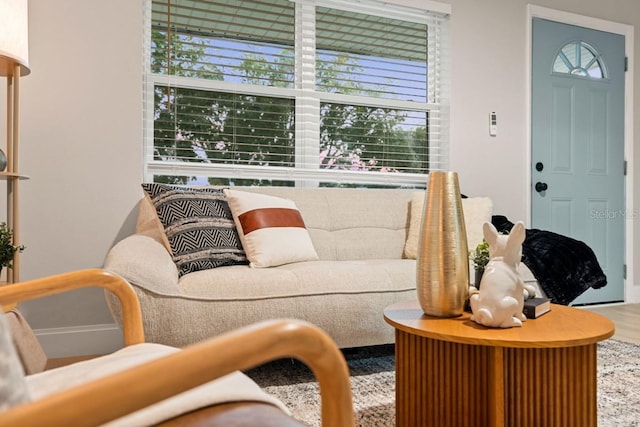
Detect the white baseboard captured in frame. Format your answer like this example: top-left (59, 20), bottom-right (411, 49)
top-left (34, 323), bottom-right (125, 358)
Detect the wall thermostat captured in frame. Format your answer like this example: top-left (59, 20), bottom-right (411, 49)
top-left (489, 112), bottom-right (497, 136)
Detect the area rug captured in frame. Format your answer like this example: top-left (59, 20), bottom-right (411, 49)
top-left (246, 339), bottom-right (640, 426)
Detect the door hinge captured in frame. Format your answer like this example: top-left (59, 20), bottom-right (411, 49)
top-left (623, 264), bottom-right (627, 279)
top-left (624, 160), bottom-right (628, 176)
top-left (625, 56), bottom-right (629, 72)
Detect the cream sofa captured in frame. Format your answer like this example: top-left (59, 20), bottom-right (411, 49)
top-left (104, 187), bottom-right (494, 349)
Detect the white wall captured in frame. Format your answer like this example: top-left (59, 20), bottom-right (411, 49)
top-left (5, 0), bottom-right (144, 354)
top-left (449, 0), bottom-right (530, 218)
top-left (2, 0), bottom-right (638, 356)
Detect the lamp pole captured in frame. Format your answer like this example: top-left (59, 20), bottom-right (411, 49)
top-left (6, 63), bottom-right (22, 283)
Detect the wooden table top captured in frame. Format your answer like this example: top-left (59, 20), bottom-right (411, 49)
top-left (384, 300), bottom-right (615, 348)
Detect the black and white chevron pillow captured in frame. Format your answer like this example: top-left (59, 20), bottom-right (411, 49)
top-left (141, 184), bottom-right (248, 276)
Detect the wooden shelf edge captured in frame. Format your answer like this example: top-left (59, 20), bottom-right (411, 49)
top-left (0, 171), bottom-right (30, 180)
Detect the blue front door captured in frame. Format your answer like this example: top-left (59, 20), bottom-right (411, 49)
top-left (531, 18), bottom-right (625, 304)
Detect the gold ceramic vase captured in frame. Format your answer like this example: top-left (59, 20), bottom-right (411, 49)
top-left (416, 171), bottom-right (469, 317)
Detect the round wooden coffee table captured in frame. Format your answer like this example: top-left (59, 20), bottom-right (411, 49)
top-left (384, 300), bottom-right (614, 427)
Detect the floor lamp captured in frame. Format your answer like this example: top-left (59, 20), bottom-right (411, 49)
top-left (0, 0), bottom-right (30, 284)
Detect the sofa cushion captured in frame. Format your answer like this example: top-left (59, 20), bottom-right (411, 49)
top-left (230, 187), bottom-right (415, 261)
top-left (141, 184), bottom-right (248, 276)
top-left (404, 192), bottom-right (493, 258)
top-left (155, 259), bottom-right (417, 348)
top-left (178, 259), bottom-right (415, 300)
top-left (223, 189), bottom-right (319, 268)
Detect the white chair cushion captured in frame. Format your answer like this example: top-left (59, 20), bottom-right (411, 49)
top-left (26, 343), bottom-right (289, 427)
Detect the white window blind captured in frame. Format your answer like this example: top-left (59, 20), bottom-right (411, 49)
top-left (145, 0), bottom-right (450, 187)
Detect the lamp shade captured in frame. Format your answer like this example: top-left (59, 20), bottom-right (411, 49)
top-left (0, 0), bottom-right (30, 76)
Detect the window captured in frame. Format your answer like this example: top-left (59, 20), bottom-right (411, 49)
top-left (145, 0), bottom-right (450, 187)
top-left (552, 41), bottom-right (607, 79)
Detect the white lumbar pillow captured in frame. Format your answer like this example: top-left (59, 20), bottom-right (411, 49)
top-left (223, 189), bottom-right (319, 268)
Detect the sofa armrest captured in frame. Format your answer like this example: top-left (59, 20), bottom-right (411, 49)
top-left (104, 235), bottom-right (180, 295)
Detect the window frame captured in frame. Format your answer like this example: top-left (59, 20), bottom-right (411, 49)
top-left (143, 0), bottom-right (451, 187)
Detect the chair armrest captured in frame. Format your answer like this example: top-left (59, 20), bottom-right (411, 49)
top-left (0, 269), bottom-right (144, 346)
top-left (104, 234), bottom-right (181, 295)
top-left (1, 319), bottom-right (355, 427)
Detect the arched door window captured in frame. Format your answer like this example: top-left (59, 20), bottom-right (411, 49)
top-left (552, 41), bottom-right (607, 79)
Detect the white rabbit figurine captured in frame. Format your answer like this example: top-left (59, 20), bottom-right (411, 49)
top-left (470, 221), bottom-right (527, 328)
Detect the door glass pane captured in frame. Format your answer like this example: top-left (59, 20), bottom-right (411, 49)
top-left (552, 41), bottom-right (606, 79)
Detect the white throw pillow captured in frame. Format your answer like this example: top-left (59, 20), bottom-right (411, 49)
top-left (404, 192), bottom-right (493, 259)
top-left (461, 197), bottom-right (494, 251)
top-left (223, 189), bottom-right (319, 268)
top-left (0, 313), bottom-right (31, 411)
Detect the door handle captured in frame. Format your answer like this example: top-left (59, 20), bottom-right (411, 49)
top-left (535, 182), bottom-right (548, 193)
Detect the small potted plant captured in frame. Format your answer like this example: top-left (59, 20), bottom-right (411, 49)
top-left (469, 239), bottom-right (490, 287)
top-left (0, 222), bottom-right (25, 278)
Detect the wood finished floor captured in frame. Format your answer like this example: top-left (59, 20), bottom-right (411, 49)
top-left (584, 303), bottom-right (640, 344)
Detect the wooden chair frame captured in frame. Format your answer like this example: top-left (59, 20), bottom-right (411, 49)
top-left (0, 269), bottom-right (355, 427)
